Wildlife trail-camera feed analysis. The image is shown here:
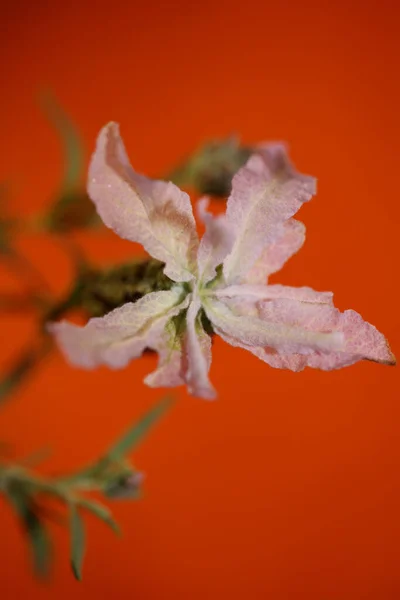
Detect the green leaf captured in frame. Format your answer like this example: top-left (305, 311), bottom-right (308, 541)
top-left (38, 89), bottom-right (98, 232)
top-left (38, 89), bottom-right (84, 195)
top-left (105, 395), bottom-right (175, 461)
top-left (6, 487), bottom-right (52, 577)
top-left (58, 396), bottom-right (175, 486)
top-left (0, 338), bottom-right (52, 406)
top-left (69, 504), bottom-right (85, 581)
top-left (78, 498), bottom-right (120, 535)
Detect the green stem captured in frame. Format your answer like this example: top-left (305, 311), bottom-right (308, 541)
top-left (4, 247), bottom-right (51, 295)
top-left (0, 279), bottom-right (85, 405)
top-left (0, 292), bottom-right (46, 313)
top-left (0, 338), bottom-right (52, 405)
top-left (41, 278), bottom-right (85, 326)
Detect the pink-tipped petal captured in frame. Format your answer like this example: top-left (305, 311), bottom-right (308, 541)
top-left (305, 309), bottom-right (396, 369)
top-left (223, 144), bottom-right (316, 284)
top-left (214, 292), bottom-right (395, 372)
top-left (88, 122), bottom-right (198, 282)
top-left (205, 297), bottom-right (343, 355)
top-left (48, 288), bottom-right (186, 370)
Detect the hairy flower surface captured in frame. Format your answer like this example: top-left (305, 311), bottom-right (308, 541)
top-left (49, 123), bottom-right (395, 399)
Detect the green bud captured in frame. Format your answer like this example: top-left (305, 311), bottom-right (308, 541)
top-left (45, 191), bottom-right (99, 233)
top-left (104, 471), bottom-right (144, 500)
top-left (80, 258), bottom-right (175, 318)
top-left (167, 137), bottom-right (253, 197)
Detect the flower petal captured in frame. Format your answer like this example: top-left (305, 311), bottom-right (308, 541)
top-left (184, 295), bottom-right (216, 399)
top-left (144, 296), bottom-right (190, 388)
top-left (196, 197), bottom-right (235, 283)
top-left (245, 219), bottom-right (305, 284)
top-left (145, 294), bottom-right (216, 399)
top-left (204, 297), bottom-right (343, 355)
top-left (215, 328), bottom-right (310, 372)
top-left (213, 295), bottom-right (395, 372)
top-left (48, 288), bottom-right (186, 369)
top-left (88, 122), bottom-right (199, 282)
top-left (222, 144), bottom-right (316, 284)
top-left (213, 283), bottom-right (333, 304)
top-left (305, 309), bottom-right (396, 369)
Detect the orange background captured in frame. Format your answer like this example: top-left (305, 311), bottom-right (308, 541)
top-left (1, 0), bottom-right (400, 598)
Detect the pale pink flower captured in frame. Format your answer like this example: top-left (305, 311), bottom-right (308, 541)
top-left (49, 123), bottom-right (395, 399)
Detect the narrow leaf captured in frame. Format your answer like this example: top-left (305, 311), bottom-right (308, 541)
top-left (105, 396), bottom-right (175, 461)
top-left (6, 487), bottom-right (52, 577)
top-left (0, 338), bottom-right (52, 405)
top-left (38, 89), bottom-right (98, 232)
top-left (69, 504), bottom-right (85, 581)
top-left (78, 498), bottom-right (120, 535)
top-left (59, 396), bottom-right (175, 486)
top-left (38, 89), bottom-right (84, 194)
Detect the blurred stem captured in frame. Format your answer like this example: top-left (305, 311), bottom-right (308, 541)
top-left (3, 247), bottom-right (51, 295)
top-left (0, 278), bottom-right (85, 405)
top-left (17, 447), bottom-right (53, 468)
top-left (0, 463), bottom-right (110, 518)
top-left (0, 292), bottom-right (46, 313)
top-left (0, 338), bottom-right (53, 405)
top-left (41, 278), bottom-right (85, 327)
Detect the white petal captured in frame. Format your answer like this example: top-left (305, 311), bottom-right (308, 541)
top-left (213, 284), bottom-right (333, 304)
top-left (223, 145), bottom-right (316, 284)
top-left (145, 293), bottom-right (216, 399)
top-left (196, 197), bottom-right (235, 283)
top-left (184, 294), bottom-right (216, 399)
top-left (88, 123), bottom-right (199, 282)
top-left (204, 296), bottom-right (343, 355)
top-left (212, 293), bottom-right (395, 372)
top-left (48, 288), bottom-right (186, 369)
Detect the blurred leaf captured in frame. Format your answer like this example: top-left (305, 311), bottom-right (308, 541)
top-left (69, 504), bottom-right (85, 581)
top-left (105, 395), bottom-right (174, 461)
top-left (78, 498), bottom-right (120, 535)
top-left (39, 89), bottom-right (84, 194)
top-left (0, 338), bottom-right (52, 406)
top-left (44, 191), bottom-right (99, 233)
top-left (0, 348), bottom-right (41, 404)
top-left (64, 396), bottom-right (174, 486)
top-left (38, 89), bottom-right (98, 231)
top-left (6, 487), bottom-right (52, 577)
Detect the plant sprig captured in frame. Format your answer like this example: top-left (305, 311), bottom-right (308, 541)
top-left (0, 91), bottom-right (250, 581)
top-left (0, 395), bottom-right (174, 580)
